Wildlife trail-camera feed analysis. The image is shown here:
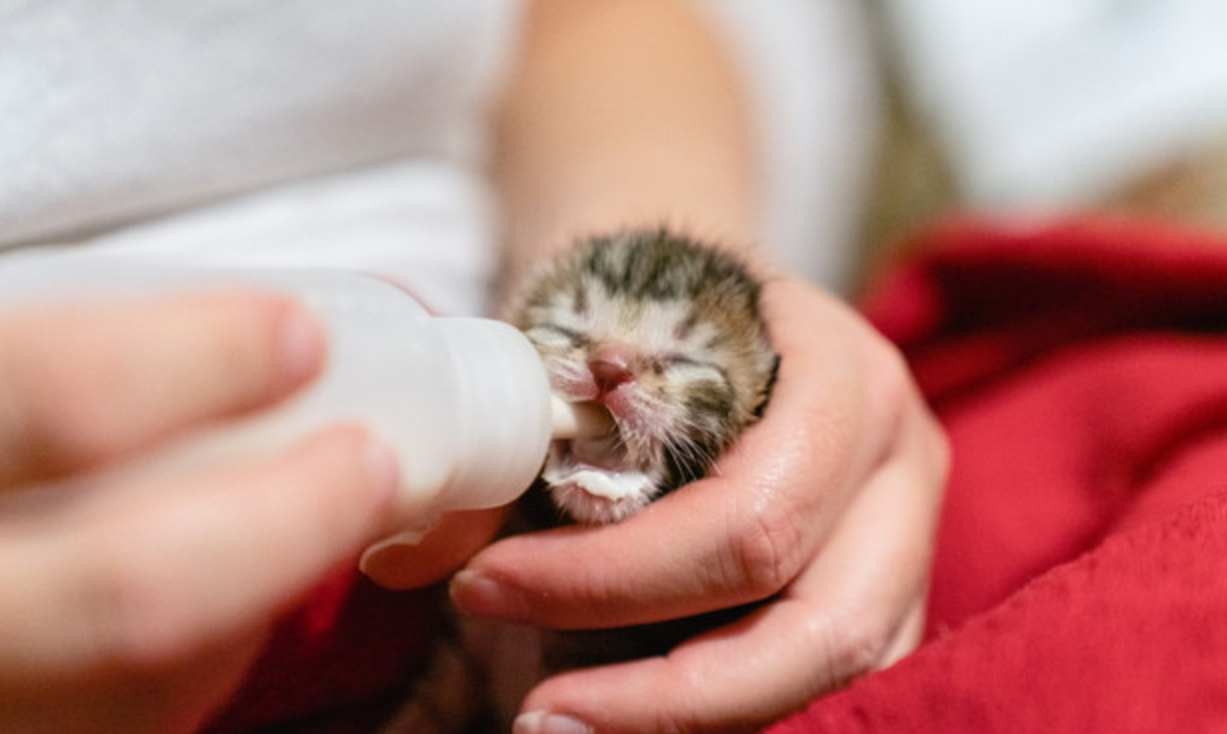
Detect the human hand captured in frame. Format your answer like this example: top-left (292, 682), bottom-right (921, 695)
top-left (448, 277), bottom-right (949, 734)
top-left (0, 293), bottom-right (398, 734)
top-left (359, 506), bottom-right (508, 590)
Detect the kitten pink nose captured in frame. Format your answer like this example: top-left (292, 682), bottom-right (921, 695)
top-left (588, 344), bottom-right (635, 395)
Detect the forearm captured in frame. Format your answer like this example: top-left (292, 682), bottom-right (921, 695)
top-left (492, 0), bottom-right (763, 299)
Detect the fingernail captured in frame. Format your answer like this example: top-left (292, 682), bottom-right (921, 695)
top-left (450, 569), bottom-right (531, 621)
top-left (358, 527), bottom-right (431, 583)
top-left (514, 711), bottom-right (592, 734)
top-left (279, 307), bottom-right (325, 385)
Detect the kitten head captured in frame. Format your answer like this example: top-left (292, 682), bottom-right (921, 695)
top-left (511, 229), bottom-right (777, 524)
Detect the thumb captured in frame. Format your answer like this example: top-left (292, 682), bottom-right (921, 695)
top-left (360, 507), bottom-right (509, 589)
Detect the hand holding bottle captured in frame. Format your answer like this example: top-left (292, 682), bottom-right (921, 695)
top-left (0, 292), bottom-right (398, 734)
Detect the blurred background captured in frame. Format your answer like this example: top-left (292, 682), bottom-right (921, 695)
top-left (857, 0), bottom-right (1227, 284)
top-left (7, 1), bottom-right (1225, 302)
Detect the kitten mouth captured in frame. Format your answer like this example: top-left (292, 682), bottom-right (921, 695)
top-left (555, 429), bottom-right (637, 482)
top-left (549, 475), bottom-right (651, 524)
top-left (544, 406), bottom-right (659, 521)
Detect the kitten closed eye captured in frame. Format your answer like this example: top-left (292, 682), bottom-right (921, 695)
top-left (511, 227), bottom-right (777, 526)
top-left (653, 353), bottom-right (725, 379)
top-left (526, 323), bottom-right (589, 349)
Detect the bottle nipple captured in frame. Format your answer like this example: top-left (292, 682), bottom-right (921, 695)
top-left (549, 396), bottom-right (614, 440)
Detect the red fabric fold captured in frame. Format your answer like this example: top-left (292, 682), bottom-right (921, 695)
top-left (201, 568), bottom-right (441, 734)
top-left (768, 216), bottom-right (1227, 733)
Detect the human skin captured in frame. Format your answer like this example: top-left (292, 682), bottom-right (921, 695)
top-left (362, 2), bottom-right (950, 733)
top-left (0, 293), bottom-right (400, 734)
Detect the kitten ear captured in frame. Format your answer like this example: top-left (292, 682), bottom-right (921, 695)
top-left (751, 354), bottom-right (781, 419)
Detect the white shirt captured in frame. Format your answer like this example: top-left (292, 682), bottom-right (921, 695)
top-left (0, 0), bottom-right (880, 312)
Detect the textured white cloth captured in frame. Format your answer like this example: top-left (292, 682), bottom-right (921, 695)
top-left (0, 0), bottom-right (518, 314)
top-left (0, 0), bottom-right (516, 243)
top-left (0, 0), bottom-right (880, 312)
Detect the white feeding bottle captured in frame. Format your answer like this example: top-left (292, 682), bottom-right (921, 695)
top-left (0, 254), bottom-right (611, 540)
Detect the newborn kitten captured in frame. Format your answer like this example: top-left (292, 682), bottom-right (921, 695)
top-left (381, 228), bottom-right (778, 734)
top-left (513, 228), bottom-right (777, 526)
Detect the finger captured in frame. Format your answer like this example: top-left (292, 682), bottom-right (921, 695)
top-left (360, 506), bottom-right (509, 590)
top-left (515, 398), bottom-right (948, 734)
top-left (452, 282), bottom-right (898, 627)
top-left (0, 292), bottom-right (324, 487)
top-left (0, 426), bottom-right (397, 681)
top-left (879, 596), bottom-right (927, 670)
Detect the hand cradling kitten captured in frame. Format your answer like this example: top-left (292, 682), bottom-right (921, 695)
top-left (382, 228), bottom-right (779, 734)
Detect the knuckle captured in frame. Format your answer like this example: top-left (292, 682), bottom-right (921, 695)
top-left (836, 623), bottom-right (892, 679)
top-left (0, 346), bottom-right (120, 476)
top-left (869, 351), bottom-right (912, 427)
top-left (724, 501), bottom-right (804, 600)
top-left (862, 335), bottom-right (915, 413)
top-left (4, 312), bottom-right (159, 465)
top-left (926, 412), bottom-right (953, 481)
top-left (809, 610), bottom-right (893, 687)
top-left (35, 361), bottom-right (132, 459)
top-left (565, 559), bottom-right (640, 626)
top-left (636, 674), bottom-right (704, 734)
top-left (209, 295), bottom-right (289, 389)
top-left (78, 534), bottom-right (202, 672)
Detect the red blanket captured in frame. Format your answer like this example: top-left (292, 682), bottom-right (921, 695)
top-left (769, 217), bottom-right (1227, 732)
top-left (208, 217), bottom-right (1227, 732)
